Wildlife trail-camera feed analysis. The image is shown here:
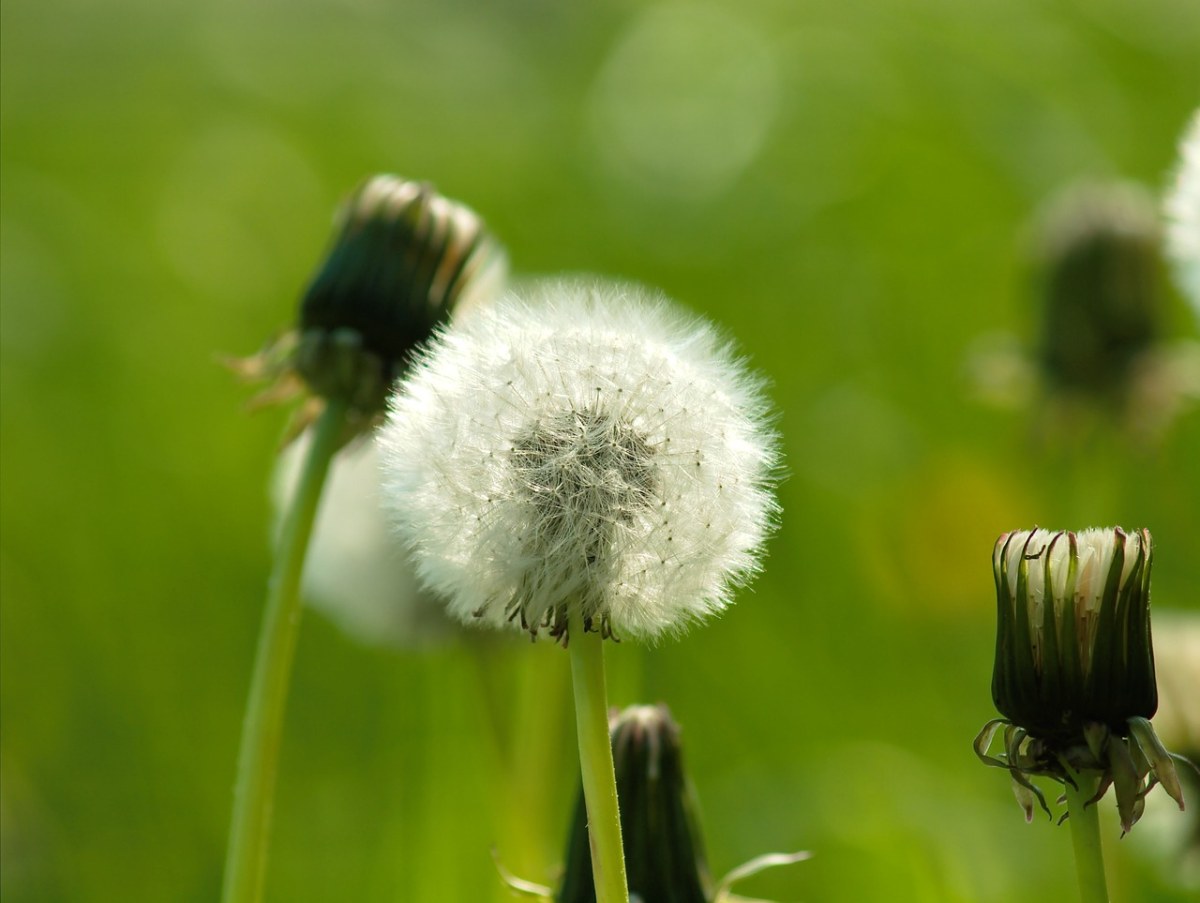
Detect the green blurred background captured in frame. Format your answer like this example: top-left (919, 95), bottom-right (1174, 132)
top-left (3, 0), bottom-right (1198, 900)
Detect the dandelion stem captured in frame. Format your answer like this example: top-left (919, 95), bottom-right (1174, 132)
top-left (1063, 763), bottom-right (1110, 903)
top-left (222, 397), bottom-right (347, 903)
top-left (567, 609), bottom-right (629, 903)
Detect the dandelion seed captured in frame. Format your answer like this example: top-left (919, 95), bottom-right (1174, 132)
top-left (378, 278), bottom-right (778, 642)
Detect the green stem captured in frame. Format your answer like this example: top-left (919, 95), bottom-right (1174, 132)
top-left (221, 398), bottom-right (347, 903)
top-left (497, 643), bottom-right (571, 886)
top-left (1063, 765), bottom-right (1110, 903)
top-left (567, 609), bottom-right (629, 903)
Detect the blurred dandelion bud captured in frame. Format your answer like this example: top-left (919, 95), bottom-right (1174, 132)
top-left (971, 180), bottom-right (1200, 440)
top-left (246, 177), bottom-right (507, 641)
top-left (1165, 109), bottom-right (1200, 320)
top-left (296, 175), bottom-right (505, 409)
top-left (975, 527), bottom-right (1187, 833)
top-left (558, 705), bottom-right (710, 903)
top-left (232, 174), bottom-right (507, 439)
top-left (1032, 182), bottom-right (1163, 402)
top-left (547, 705), bottom-right (809, 903)
top-left (379, 278), bottom-right (779, 643)
top-left (271, 429), bottom-right (451, 647)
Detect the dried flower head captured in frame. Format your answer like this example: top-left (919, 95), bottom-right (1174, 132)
top-left (976, 527), bottom-right (1187, 833)
top-left (1165, 109), bottom-right (1200, 321)
top-left (378, 278), bottom-right (778, 643)
top-left (232, 174), bottom-right (506, 440)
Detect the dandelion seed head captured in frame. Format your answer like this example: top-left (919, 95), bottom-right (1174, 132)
top-left (378, 278), bottom-right (778, 641)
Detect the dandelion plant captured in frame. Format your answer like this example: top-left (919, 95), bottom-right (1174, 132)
top-left (222, 174), bottom-right (504, 903)
top-left (379, 278), bottom-right (778, 902)
top-left (975, 527), bottom-right (1188, 903)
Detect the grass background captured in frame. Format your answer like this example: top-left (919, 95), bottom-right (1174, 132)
top-left (2, 0), bottom-right (1198, 900)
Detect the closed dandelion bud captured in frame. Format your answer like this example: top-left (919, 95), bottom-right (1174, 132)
top-left (976, 527), bottom-right (1187, 833)
top-left (992, 527), bottom-right (1156, 740)
top-left (1165, 109), bottom-right (1200, 321)
top-left (295, 174), bottom-right (507, 414)
top-left (379, 278), bottom-right (778, 643)
top-left (1032, 183), bottom-right (1163, 400)
top-left (559, 705), bottom-right (709, 903)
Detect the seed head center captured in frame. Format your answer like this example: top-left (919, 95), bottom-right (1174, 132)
top-left (511, 405), bottom-right (657, 533)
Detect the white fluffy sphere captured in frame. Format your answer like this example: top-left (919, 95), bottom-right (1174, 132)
top-left (378, 278), bottom-right (778, 642)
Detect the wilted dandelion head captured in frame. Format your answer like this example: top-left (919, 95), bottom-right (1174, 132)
top-left (1165, 109), bottom-right (1200, 321)
top-left (378, 278), bottom-right (778, 642)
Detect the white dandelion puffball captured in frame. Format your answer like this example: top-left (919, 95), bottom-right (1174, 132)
top-left (378, 278), bottom-right (778, 642)
top-left (273, 429), bottom-right (451, 647)
top-left (1165, 109), bottom-right (1200, 321)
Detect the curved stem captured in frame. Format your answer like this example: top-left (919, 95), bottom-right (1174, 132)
top-left (567, 610), bottom-right (629, 903)
top-left (222, 398), bottom-right (347, 903)
top-left (1062, 765), bottom-right (1110, 903)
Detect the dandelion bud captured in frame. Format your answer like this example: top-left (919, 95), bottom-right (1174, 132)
top-left (295, 175), bottom-right (507, 414)
top-left (558, 705), bottom-right (709, 903)
top-left (379, 278), bottom-right (778, 642)
top-left (230, 175), bottom-right (507, 440)
top-left (1032, 183), bottom-right (1163, 401)
top-left (992, 527), bottom-right (1156, 740)
top-left (976, 527), bottom-right (1187, 832)
top-left (1165, 109), bottom-right (1200, 321)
